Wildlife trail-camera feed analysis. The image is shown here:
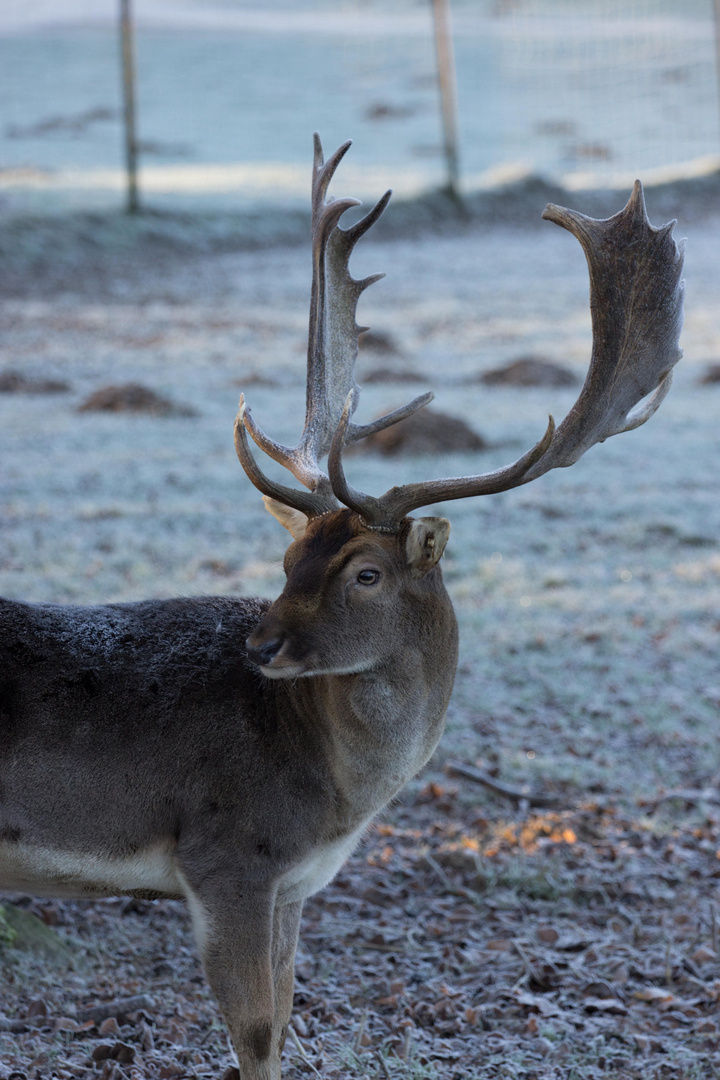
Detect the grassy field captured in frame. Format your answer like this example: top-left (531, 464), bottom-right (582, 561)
top-left (1, 180), bottom-right (720, 1078)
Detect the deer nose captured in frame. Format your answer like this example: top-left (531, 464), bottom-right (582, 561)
top-left (245, 634), bottom-right (285, 667)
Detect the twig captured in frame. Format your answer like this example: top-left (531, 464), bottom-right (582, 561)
top-left (687, 974), bottom-right (714, 993)
top-left (512, 939), bottom-right (539, 984)
top-left (350, 941), bottom-right (405, 953)
top-left (353, 1008), bottom-right (369, 1053)
top-left (423, 851), bottom-right (454, 890)
top-left (288, 1025), bottom-right (321, 1078)
top-left (1, 995), bottom-right (155, 1034)
top-left (641, 788), bottom-right (720, 812)
top-left (75, 995), bottom-right (153, 1024)
top-left (375, 1051), bottom-right (393, 1079)
top-left (423, 851), bottom-right (484, 907)
top-left (445, 760), bottom-right (561, 808)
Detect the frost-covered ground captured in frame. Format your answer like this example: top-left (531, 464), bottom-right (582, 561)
top-left (2, 181), bottom-right (720, 797)
top-left (2, 179), bottom-right (720, 1077)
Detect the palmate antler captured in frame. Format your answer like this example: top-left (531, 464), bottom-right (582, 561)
top-left (233, 134), bottom-right (432, 518)
top-left (236, 139), bottom-right (684, 532)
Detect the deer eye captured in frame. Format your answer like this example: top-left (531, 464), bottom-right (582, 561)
top-left (357, 569), bottom-right (380, 586)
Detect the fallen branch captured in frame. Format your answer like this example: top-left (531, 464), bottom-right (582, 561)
top-left (445, 760), bottom-right (561, 808)
top-left (288, 1025), bottom-right (321, 1078)
top-left (640, 788), bottom-right (720, 812)
top-left (75, 995), bottom-right (153, 1024)
top-left (0, 1014), bottom-right (73, 1034)
top-left (0, 1014), bottom-right (32, 1033)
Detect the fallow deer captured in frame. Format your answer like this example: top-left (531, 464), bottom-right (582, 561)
top-left (0, 136), bottom-right (684, 1078)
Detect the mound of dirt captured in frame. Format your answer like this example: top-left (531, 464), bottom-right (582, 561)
top-left (77, 383), bottom-right (197, 417)
top-left (234, 371), bottom-right (281, 388)
top-left (698, 363), bottom-right (720, 384)
top-left (0, 369), bottom-right (70, 394)
top-left (358, 329), bottom-right (401, 355)
top-left (363, 366), bottom-right (427, 384)
top-left (355, 407), bottom-right (486, 456)
top-left (480, 356), bottom-right (579, 388)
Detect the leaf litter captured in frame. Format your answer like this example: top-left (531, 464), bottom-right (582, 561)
top-left (3, 789), bottom-right (720, 1078)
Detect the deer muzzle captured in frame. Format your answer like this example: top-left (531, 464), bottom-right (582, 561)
top-left (245, 633), bottom-right (285, 668)
top-left (245, 614), bottom-right (309, 678)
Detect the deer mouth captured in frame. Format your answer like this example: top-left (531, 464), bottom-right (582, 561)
top-left (258, 656), bottom-right (307, 680)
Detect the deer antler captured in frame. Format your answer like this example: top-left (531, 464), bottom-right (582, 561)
top-left (326, 180), bottom-right (684, 530)
top-left (234, 134), bottom-right (432, 517)
top-left (235, 141), bottom-right (683, 533)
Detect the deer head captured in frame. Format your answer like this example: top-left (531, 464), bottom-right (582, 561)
top-left (245, 508), bottom-right (450, 678)
top-left (236, 135), bottom-right (684, 677)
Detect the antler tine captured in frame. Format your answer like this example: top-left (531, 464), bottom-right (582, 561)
top-left (348, 391), bottom-right (435, 446)
top-left (327, 392), bottom-right (377, 521)
top-left (234, 399), bottom-right (333, 516)
top-left (312, 133), bottom-right (353, 212)
top-left (334, 180), bottom-right (683, 531)
top-left (344, 188), bottom-right (393, 246)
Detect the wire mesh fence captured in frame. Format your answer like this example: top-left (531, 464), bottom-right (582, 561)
top-left (1, 0), bottom-right (719, 216)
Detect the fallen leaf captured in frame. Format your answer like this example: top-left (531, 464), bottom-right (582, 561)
top-left (515, 990), bottom-right (563, 1017)
top-left (583, 996), bottom-right (628, 1014)
top-left (537, 926), bottom-right (559, 944)
top-left (633, 987), bottom-right (675, 1005)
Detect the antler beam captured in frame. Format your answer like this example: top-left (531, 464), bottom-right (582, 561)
top-left (327, 180), bottom-right (684, 530)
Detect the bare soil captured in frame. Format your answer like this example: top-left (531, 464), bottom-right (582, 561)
top-left (76, 384), bottom-right (197, 418)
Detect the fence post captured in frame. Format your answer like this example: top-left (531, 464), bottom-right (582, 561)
top-left (431, 0), bottom-right (461, 203)
top-left (714, 0), bottom-right (720, 156)
top-left (119, 0), bottom-right (139, 213)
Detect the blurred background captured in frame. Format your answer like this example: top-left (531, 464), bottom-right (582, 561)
top-left (2, 0), bottom-right (720, 217)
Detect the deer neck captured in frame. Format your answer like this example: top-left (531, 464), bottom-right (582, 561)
top-left (283, 583), bottom-right (459, 821)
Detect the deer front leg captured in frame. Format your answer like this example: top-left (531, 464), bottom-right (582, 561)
top-left (271, 899), bottom-right (303, 1063)
top-left (183, 879), bottom-right (280, 1080)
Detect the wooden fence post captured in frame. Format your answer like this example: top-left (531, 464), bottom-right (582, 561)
top-left (119, 0), bottom-right (139, 213)
top-left (431, 0), bottom-right (461, 203)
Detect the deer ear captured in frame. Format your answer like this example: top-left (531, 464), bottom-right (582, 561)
top-left (405, 517), bottom-right (451, 575)
top-left (262, 496), bottom-right (309, 540)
